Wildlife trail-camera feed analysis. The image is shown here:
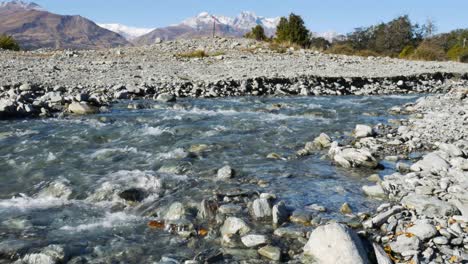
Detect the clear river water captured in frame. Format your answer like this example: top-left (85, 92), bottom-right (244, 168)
top-left (0, 95), bottom-right (419, 262)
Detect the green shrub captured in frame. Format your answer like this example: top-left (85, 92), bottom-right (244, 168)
top-left (245, 25), bottom-right (268, 41)
top-left (447, 44), bottom-right (468, 62)
top-left (411, 42), bottom-right (447, 61)
top-left (0, 35), bottom-right (20, 51)
top-left (325, 44), bottom-right (356, 56)
top-left (399, 45), bottom-right (415, 59)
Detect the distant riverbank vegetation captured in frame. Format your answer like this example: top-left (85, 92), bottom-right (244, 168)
top-left (244, 14), bottom-right (468, 63)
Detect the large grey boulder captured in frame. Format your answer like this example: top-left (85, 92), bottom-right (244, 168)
top-left (389, 235), bottom-right (421, 254)
top-left (401, 194), bottom-right (459, 217)
top-left (329, 142), bottom-right (379, 169)
top-left (68, 102), bottom-right (98, 115)
top-left (362, 184), bottom-right (386, 199)
top-left (407, 222), bottom-right (437, 241)
top-left (410, 153), bottom-right (450, 172)
top-left (438, 143), bottom-right (464, 157)
top-left (303, 223), bottom-right (369, 264)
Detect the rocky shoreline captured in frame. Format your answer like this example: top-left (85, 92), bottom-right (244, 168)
top-left (2, 38), bottom-right (468, 119)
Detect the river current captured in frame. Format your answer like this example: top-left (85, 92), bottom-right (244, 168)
top-left (0, 95), bottom-right (419, 262)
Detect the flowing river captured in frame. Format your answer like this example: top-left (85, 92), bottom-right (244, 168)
top-left (0, 95), bottom-right (419, 262)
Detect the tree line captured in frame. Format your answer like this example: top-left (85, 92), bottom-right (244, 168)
top-left (245, 13), bottom-right (468, 63)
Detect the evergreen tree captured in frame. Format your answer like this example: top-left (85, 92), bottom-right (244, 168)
top-left (274, 13), bottom-right (310, 47)
top-left (245, 25), bottom-right (267, 41)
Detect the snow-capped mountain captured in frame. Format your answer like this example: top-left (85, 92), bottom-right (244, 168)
top-left (179, 11), bottom-right (280, 32)
top-left (135, 11), bottom-right (280, 45)
top-left (0, 0), bottom-right (44, 11)
top-left (312, 31), bottom-right (341, 42)
top-left (98, 23), bottom-right (155, 40)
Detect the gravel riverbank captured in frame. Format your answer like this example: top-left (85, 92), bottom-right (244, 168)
top-left (1, 37), bottom-right (468, 119)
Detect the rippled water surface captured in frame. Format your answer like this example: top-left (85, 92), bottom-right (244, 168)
top-left (0, 95), bottom-right (419, 262)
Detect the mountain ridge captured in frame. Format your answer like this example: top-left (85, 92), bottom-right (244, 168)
top-left (0, 0), bottom-right (129, 50)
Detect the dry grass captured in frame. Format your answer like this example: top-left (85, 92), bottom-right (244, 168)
top-left (175, 50), bottom-right (226, 59)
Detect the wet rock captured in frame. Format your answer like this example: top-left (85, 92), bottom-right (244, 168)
top-left (303, 223), bottom-right (369, 264)
top-left (198, 199), bottom-right (218, 220)
top-left (258, 245), bottom-right (281, 261)
top-left (241, 234), bottom-right (268, 247)
top-left (36, 180), bottom-right (72, 200)
top-left (273, 226), bottom-right (306, 239)
top-left (156, 93), bottom-right (176, 102)
top-left (313, 133), bottom-right (332, 149)
top-left (16, 245), bottom-right (65, 264)
top-left (362, 184), bottom-right (386, 199)
top-left (389, 235), bottom-right (421, 254)
top-left (329, 142), bottom-right (379, 169)
top-left (290, 209), bottom-right (312, 224)
top-left (218, 204), bottom-right (242, 215)
top-left (68, 102), bottom-right (99, 115)
top-left (220, 217), bottom-right (250, 237)
top-left (165, 202), bottom-right (185, 221)
top-left (407, 222), bottom-right (437, 241)
top-left (272, 201), bottom-right (289, 226)
top-left (401, 194), bottom-right (458, 217)
top-left (217, 165), bottom-right (234, 180)
top-left (355, 124), bottom-right (374, 138)
top-left (118, 188), bottom-right (146, 202)
top-left (251, 198), bottom-right (272, 220)
top-left (340, 202), bottom-right (353, 215)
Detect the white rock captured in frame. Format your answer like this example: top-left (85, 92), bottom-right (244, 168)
top-left (407, 222), bottom-right (437, 241)
top-left (303, 223), bottom-right (369, 264)
top-left (164, 202), bottom-right (185, 221)
top-left (217, 165), bottom-right (234, 180)
top-left (355, 124), bottom-right (374, 138)
top-left (241, 234), bottom-right (268, 247)
top-left (68, 102), bottom-right (98, 115)
top-left (251, 198), bottom-right (271, 220)
top-left (220, 217), bottom-right (250, 237)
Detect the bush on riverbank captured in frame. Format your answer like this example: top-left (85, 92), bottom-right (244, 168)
top-left (0, 35), bottom-right (20, 51)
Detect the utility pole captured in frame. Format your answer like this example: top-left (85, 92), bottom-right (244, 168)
top-left (212, 15), bottom-right (216, 38)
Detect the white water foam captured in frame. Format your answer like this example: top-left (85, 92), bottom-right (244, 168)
top-left (0, 194), bottom-right (69, 212)
top-left (141, 125), bottom-right (173, 136)
top-left (60, 212), bottom-right (142, 232)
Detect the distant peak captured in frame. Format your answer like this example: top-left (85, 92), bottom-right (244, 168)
top-left (0, 0), bottom-right (44, 11)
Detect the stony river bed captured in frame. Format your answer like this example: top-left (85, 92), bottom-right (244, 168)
top-left (0, 95), bottom-right (438, 263)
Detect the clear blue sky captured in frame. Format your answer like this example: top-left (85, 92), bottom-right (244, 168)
top-left (32, 0), bottom-right (468, 33)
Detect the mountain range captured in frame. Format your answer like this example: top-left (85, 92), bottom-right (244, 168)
top-left (131, 11), bottom-right (280, 45)
top-left (0, 0), bottom-right (339, 50)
